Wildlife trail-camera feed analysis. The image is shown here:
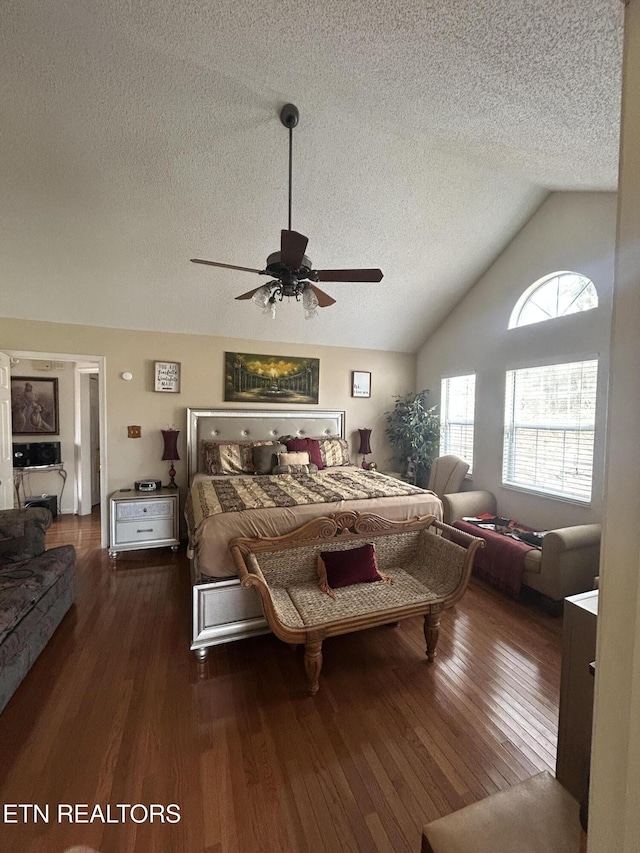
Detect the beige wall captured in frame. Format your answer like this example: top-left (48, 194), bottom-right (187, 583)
top-left (1, 317), bottom-right (415, 500)
top-left (416, 191), bottom-right (616, 531)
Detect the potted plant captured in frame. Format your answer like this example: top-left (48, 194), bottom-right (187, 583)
top-left (385, 390), bottom-right (440, 484)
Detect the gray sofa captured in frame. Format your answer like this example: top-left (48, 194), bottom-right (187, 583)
top-left (0, 507), bottom-right (76, 714)
top-left (442, 490), bottom-right (601, 604)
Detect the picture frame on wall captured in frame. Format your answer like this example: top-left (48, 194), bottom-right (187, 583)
top-left (352, 371), bottom-right (371, 398)
top-left (224, 352), bottom-right (319, 404)
top-left (11, 376), bottom-right (60, 435)
top-left (154, 361), bottom-right (181, 393)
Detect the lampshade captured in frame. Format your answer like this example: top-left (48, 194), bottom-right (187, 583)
top-left (161, 429), bottom-right (180, 461)
top-left (251, 284), bottom-right (272, 310)
top-left (302, 287), bottom-right (319, 319)
top-left (358, 428), bottom-right (372, 456)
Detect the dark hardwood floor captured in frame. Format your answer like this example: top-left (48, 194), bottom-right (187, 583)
top-left (0, 509), bottom-right (563, 853)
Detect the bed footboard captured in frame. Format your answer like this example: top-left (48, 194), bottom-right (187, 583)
top-left (190, 562), bottom-right (269, 659)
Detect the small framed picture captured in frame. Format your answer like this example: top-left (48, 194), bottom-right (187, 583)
top-left (154, 361), bottom-right (181, 393)
top-left (352, 371), bottom-right (371, 398)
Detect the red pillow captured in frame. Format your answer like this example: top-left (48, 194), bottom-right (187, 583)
top-left (286, 437), bottom-right (324, 469)
top-left (317, 543), bottom-right (381, 594)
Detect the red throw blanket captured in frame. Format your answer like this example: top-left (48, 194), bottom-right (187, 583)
top-left (453, 519), bottom-right (536, 598)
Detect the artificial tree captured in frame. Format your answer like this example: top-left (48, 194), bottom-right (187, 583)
top-left (385, 390), bottom-right (440, 484)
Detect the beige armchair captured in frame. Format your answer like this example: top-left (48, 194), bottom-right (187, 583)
top-left (427, 455), bottom-right (470, 497)
top-left (442, 490), bottom-right (601, 604)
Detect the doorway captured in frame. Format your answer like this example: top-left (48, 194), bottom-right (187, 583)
top-left (2, 348), bottom-right (109, 547)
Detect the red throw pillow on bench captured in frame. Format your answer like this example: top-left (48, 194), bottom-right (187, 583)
top-left (317, 543), bottom-right (391, 599)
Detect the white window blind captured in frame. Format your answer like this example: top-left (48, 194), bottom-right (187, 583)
top-left (440, 374), bottom-right (475, 472)
top-left (503, 359), bottom-right (597, 502)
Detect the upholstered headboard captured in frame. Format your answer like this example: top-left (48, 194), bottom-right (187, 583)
top-left (186, 408), bottom-right (346, 482)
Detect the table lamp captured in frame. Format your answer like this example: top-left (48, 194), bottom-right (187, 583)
top-left (358, 428), bottom-right (372, 469)
top-left (161, 428), bottom-right (180, 489)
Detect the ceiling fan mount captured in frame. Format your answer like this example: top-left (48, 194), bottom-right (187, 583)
top-left (190, 103), bottom-right (383, 317)
top-left (280, 103), bottom-right (299, 130)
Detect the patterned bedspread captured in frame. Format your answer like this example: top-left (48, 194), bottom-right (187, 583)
top-left (186, 469), bottom-right (427, 533)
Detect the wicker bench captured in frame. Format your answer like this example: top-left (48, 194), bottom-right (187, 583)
top-left (230, 510), bottom-right (484, 694)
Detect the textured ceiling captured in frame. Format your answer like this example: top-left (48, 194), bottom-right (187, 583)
top-left (1, 0), bottom-right (624, 353)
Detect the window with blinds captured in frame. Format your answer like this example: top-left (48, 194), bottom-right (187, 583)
top-left (502, 359), bottom-right (598, 502)
top-left (440, 374), bottom-right (475, 473)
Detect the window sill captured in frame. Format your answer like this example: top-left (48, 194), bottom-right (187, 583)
top-left (501, 481), bottom-right (592, 507)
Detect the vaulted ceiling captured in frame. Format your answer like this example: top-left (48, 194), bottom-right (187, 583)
top-left (1, 0), bottom-right (624, 353)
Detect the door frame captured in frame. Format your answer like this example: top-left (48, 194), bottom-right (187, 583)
top-left (4, 348), bottom-right (109, 548)
top-left (77, 366), bottom-right (100, 515)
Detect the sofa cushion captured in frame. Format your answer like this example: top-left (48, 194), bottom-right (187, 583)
top-left (0, 546), bottom-right (75, 644)
top-left (288, 565), bottom-right (436, 626)
top-left (523, 549), bottom-right (542, 574)
top-left (0, 507), bottom-right (51, 564)
top-left (0, 547), bottom-right (75, 714)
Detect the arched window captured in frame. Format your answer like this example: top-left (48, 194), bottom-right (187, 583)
top-left (509, 271), bottom-right (598, 329)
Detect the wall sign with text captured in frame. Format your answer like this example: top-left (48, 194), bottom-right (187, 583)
top-left (154, 361), bottom-right (181, 393)
top-left (352, 371), bottom-right (371, 398)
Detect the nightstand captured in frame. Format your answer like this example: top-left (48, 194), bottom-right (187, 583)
top-left (109, 489), bottom-right (180, 557)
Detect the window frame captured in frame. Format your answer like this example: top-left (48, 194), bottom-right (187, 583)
top-left (502, 357), bottom-right (598, 504)
top-left (440, 373), bottom-right (476, 474)
top-left (509, 270), bottom-right (598, 330)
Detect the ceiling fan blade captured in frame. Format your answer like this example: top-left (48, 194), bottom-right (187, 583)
top-left (235, 285), bottom-right (267, 301)
top-left (308, 283), bottom-right (336, 308)
top-left (191, 259), bottom-right (263, 274)
top-left (314, 268), bottom-right (384, 282)
top-left (280, 230), bottom-right (309, 269)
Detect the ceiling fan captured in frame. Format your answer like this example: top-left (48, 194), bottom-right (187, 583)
top-left (191, 104), bottom-right (383, 318)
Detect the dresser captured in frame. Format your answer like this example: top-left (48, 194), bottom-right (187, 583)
top-left (556, 589), bottom-right (598, 805)
top-left (109, 489), bottom-right (179, 557)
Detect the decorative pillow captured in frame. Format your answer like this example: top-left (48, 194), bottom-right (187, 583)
top-left (317, 543), bottom-right (392, 599)
top-left (253, 443), bottom-right (287, 475)
top-left (278, 451), bottom-right (310, 466)
top-left (313, 435), bottom-right (351, 467)
top-left (285, 437), bottom-right (324, 469)
top-left (272, 463), bottom-right (318, 475)
top-left (0, 508), bottom-right (50, 564)
top-left (202, 440), bottom-right (276, 475)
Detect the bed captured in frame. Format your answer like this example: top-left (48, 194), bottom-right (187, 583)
top-left (185, 407), bottom-right (443, 657)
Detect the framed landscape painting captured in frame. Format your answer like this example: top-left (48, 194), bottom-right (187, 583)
top-left (11, 376), bottom-right (60, 435)
top-left (224, 352), bottom-right (319, 404)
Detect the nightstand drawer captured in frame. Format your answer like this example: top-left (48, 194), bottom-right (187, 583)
top-left (114, 517), bottom-right (175, 545)
top-left (116, 498), bottom-right (174, 521)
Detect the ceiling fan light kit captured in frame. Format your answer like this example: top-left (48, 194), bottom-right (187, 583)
top-left (190, 104), bottom-right (383, 319)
